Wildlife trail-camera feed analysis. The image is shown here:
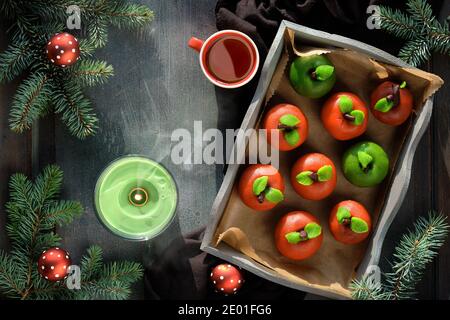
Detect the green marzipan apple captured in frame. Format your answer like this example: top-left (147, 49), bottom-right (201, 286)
top-left (289, 55), bottom-right (336, 99)
top-left (342, 141), bottom-right (389, 187)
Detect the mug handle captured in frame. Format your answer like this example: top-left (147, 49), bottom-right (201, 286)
top-left (188, 37), bottom-right (204, 52)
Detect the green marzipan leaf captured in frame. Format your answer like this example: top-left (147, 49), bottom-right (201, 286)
top-left (265, 188), bottom-right (284, 204)
top-left (305, 222), bottom-right (322, 239)
top-left (296, 171), bottom-right (314, 186)
top-left (284, 129), bottom-right (300, 146)
top-left (279, 114), bottom-right (300, 127)
top-left (337, 207), bottom-right (352, 224)
top-left (338, 95), bottom-right (354, 114)
top-left (317, 165), bottom-right (333, 182)
top-left (351, 217), bottom-right (369, 233)
top-left (285, 232), bottom-right (301, 244)
top-left (374, 97), bottom-right (394, 112)
top-left (350, 110), bottom-right (365, 126)
top-left (315, 65), bottom-right (335, 81)
top-left (357, 151), bottom-right (373, 169)
top-left (400, 81), bottom-right (407, 89)
top-left (252, 176), bottom-right (268, 196)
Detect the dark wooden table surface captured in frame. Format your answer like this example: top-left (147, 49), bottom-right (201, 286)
top-left (0, 0), bottom-right (449, 300)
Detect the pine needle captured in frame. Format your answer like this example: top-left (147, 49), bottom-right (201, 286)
top-left (71, 59), bottom-right (114, 87)
top-left (51, 79), bottom-right (99, 139)
top-left (9, 73), bottom-right (51, 133)
top-left (351, 213), bottom-right (449, 300)
top-left (0, 38), bottom-right (34, 83)
top-left (379, 0), bottom-right (450, 66)
top-left (0, 0), bottom-right (154, 139)
top-left (0, 165), bottom-right (143, 300)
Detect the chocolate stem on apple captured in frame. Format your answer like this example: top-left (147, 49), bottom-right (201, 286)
top-left (298, 230), bottom-right (308, 239)
top-left (343, 113), bottom-right (356, 121)
top-left (309, 172), bottom-right (319, 182)
top-left (342, 218), bottom-right (351, 227)
top-left (257, 193), bottom-right (265, 203)
top-left (277, 124), bottom-right (297, 131)
top-left (386, 84), bottom-right (400, 107)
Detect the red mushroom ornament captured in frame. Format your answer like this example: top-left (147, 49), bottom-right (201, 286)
top-left (38, 247), bottom-right (71, 282)
top-left (46, 32), bottom-right (80, 67)
top-left (210, 263), bottom-right (244, 295)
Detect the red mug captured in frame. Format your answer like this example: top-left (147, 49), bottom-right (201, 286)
top-left (188, 30), bottom-right (259, 89)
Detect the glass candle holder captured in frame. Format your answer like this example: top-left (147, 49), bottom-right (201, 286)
top-left (94, 155), bottom-right (178, 240)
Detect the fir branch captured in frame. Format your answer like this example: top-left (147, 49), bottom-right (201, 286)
top-left (0, 250), bottom-right (27, 298)
top-left (51, 79), bottom-right (98, 139)
top-left (406, 0), bottom-right (435, 27)
top-left (385, 214), bottom-right (449, 300)
top-left (80, 245), bottom-right (104, 281)
top-left (103, 1), bottom-right (155, 30)
top-left (71, 59), bottom-right (114, 87)
top-left (87, 16), bottom-right (109, 48)
top-left (9, 73), bottom-right (51, 134)
top-left (430, 20), bottom-right (450, 55)
top-left (32, 164), bottom-right (64, 209)
top-left (101, 261), bottom-right (144, 285)
top-left (75, 279), bottom-right (132, 300)
top-left (379, 6), bottom-right (417, 41)
top-left (34, 233), bottom-right (63, 257)
top-left (7, 172), bottom-right (35, 213)
top-left (398, 38), bottom-right (431, 67)
top-left (28, 279), bottom-right (67, 300)
top-left (351, 213), bottom-right (449, 300)
top-left (379, 0), bottom-right (450, 66)
top-left (78, 38), bottom-right (97, 58)
top-left (0, 38), bottom-right (34, 83)
top-left (1, 165), bottom-right (143, 300)
top-left (1, 0), bottom-right (154, 139)
top-left (350, 275), bottom-right (386, 300)
top-left (42, 200), bottom-right (84, 228)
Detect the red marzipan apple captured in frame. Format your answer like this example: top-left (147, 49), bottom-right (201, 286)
top-left (329, 200), bottom-right (372, 245)
top-left (290, 153), bottom-right (337, 200)
top-left (262, 104), bottom-right (308, 151)
top-left (370, 81), bottom-right (413, 126)
top-left (238, 164), bottom-right (285, 211)
top-left (321, 92), bottom-right (368, 141)
top-left (275, 211), bottom-right (323, 260)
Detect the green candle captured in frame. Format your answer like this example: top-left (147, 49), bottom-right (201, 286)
top-left (94, 156), bottom-right (178, 240)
